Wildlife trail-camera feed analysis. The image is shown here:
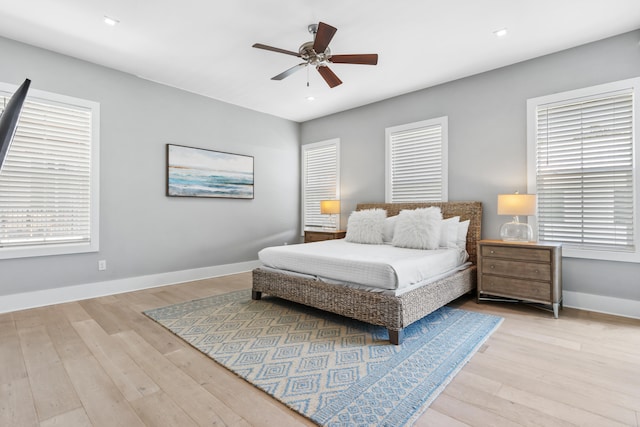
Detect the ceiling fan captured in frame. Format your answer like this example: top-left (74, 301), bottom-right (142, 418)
top-left (252, 22), bottom-right (378, 88)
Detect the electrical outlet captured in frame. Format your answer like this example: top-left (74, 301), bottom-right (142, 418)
top-left (98, 260), bottom-right (107, 271)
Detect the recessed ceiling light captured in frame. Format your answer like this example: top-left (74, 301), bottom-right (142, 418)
top-left (493, 28), bottom-right (508, 37)
top-left (306, 96), bottom-right (315, 102)
top-left (104, 16), bottom-right (120, 26)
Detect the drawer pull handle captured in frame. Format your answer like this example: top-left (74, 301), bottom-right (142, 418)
top-left (490, 250), bottom-right (495, 254)
top-left (490, 265), bottom-right (495, 269)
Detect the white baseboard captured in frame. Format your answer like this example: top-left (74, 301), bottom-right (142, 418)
top-left (0, 260), bottom-right (262, 314)
top-left (563, 290), bottom-right (640, 320)
top-left (4, 266), bottom-right (638, 321)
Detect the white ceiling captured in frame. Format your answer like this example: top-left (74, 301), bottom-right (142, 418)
top-left (0, 1), bottom-right (639, 122)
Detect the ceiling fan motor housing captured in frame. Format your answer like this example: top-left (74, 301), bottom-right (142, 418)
top-left (299, 41), bottom-right (331, 65)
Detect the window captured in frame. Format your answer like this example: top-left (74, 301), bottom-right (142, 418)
top-left (527, 77), bottom-right (640, 262)
top-left (385, 117), bottom-right (448, 203)
top-left (301, 139), bottom-right (340, 232)
top-left (0, 83), bottom-right (100, 259)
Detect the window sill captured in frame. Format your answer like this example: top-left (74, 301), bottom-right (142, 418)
top-left (0, 241), bottom-right (99, 260)
top-left (562, 247), bottom-right (640, 264)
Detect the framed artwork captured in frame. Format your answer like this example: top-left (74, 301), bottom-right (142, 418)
top-left (166, 144), bottom-right (254, 199)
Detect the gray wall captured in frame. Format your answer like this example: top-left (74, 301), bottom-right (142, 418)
top-left (0, 36), bottom-right (300, 296)
top-left (301, 30), bottom-right (640, 302)
top-left (2, 29), bottom-right (639, 305)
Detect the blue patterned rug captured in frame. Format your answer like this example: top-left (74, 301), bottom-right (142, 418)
top-left (144, 289), bottom-right (502, 426)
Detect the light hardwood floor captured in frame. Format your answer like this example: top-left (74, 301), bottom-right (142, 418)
top-left (1, 272), bottom-right (639, 426)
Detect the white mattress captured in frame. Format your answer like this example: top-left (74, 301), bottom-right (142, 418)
top-left (258, 239), bottom-right (468, 291)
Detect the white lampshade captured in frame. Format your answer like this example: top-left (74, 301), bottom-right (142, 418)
top-left (497, 194), bottom-right (536, 216)
top-left (320, 200), bottom-right (341, 215)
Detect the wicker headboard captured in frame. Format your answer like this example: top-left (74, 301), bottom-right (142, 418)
top-left (356, 202), bottom-right (483, 265)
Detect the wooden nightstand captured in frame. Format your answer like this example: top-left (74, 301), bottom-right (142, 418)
top-left (304, 229), bottom-right (346, 243)
top-left (477, 239), bottom-right (562, 318)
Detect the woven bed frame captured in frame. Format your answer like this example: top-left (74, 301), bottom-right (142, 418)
top-left (252, 201), bottom-right (482, 345)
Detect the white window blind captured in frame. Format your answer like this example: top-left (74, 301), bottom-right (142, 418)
top-left (302, 139), bottom-right (339, 230)
top-left (0, 85), bottom-right (99, 259)
top-left (528, 77), bottom-right (640, 262)
top-left (385, 117), bottom-right (448, 203)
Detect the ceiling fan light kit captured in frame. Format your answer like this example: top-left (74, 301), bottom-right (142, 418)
top-left (253, 21), bottom-right (378, 88)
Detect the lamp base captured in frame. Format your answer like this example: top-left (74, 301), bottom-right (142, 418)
top-left (322, 214), bottom-right (338, 231)
top-left (500, 221), bottom-right (533, 242)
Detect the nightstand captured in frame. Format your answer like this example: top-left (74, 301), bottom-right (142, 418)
top-left (477, 239), bottom-right (562, 318)
top-left (304, 229), bottom-right (346, 243)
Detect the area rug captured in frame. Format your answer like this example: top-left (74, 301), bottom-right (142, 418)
top-left (144, 289), bottom-right (502, 426)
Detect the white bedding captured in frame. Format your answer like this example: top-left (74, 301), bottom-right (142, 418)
top-left (258, 239), bottom-right (468, 291)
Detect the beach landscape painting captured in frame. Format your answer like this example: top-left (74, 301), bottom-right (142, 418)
top-left (167, 144), bottom-right (254, 199)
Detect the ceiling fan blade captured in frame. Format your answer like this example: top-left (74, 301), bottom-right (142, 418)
top-left (313, 22), bottom-right (337, 54)
top-left (329, 54), bottom-right (378, 65)
top-left (316, 65), bottom-right (342, 88)
top-left (271, 63), bottom-right (307, 80)
top-left (252, 43), bottom-right (300, 57)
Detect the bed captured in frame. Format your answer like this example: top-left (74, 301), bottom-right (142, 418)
top-left (251, 202), bottom-right (482, 344)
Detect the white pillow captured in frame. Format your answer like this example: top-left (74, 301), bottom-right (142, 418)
top-left (457, 219), bottom-right (470, 248)
top-left (392, 207), bottom-right (443, 250)
top-left (383, 216), bottom-right (397, 243)
top-left (440, 216), bottom-right (460, 248)
top-left (345, 209), bottom-right (386, 244)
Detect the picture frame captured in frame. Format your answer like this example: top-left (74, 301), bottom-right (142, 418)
top-left (166, 144), bottom-right (254, 199)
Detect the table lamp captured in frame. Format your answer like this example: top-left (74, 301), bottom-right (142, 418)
top-left (320, 199), bottom-right (340, 230)
top-left (497, 193), bottom-right (536, 242)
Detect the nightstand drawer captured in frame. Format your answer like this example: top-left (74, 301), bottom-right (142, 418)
top-left (481, 245), bottom-right (550, 262)
top-left (304, 230), bottom-right (346, 243)
top-left (482, 275), bottom-right (551, 301)
top-left (481, 258), bottom-right (551, 281)
top-left (305, 232), bottom-right (329, 242)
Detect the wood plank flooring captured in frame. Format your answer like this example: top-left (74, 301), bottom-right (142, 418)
top-left (1, 272), bottom-right (638, 426)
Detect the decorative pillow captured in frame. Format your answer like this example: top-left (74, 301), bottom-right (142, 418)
top-left (457, 219), bottom-right (470, 248)
top-left (392, 207), bottom-right (443, 250)
top-left (382, 216), bottom-right (397, 243)
top-left (440, 216), bottom-right (460, 248)
top-left (345, 209), bottom-right (386, 244)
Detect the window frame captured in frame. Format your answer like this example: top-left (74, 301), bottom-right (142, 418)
top-left (301, 138), bottom-right (340, 235)
top-left (0, 83), bottom-right (100, 260)
top-left (385, 116), bottom-right (448, 203)
top-left (526, 77), bottom-right (640, 263)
